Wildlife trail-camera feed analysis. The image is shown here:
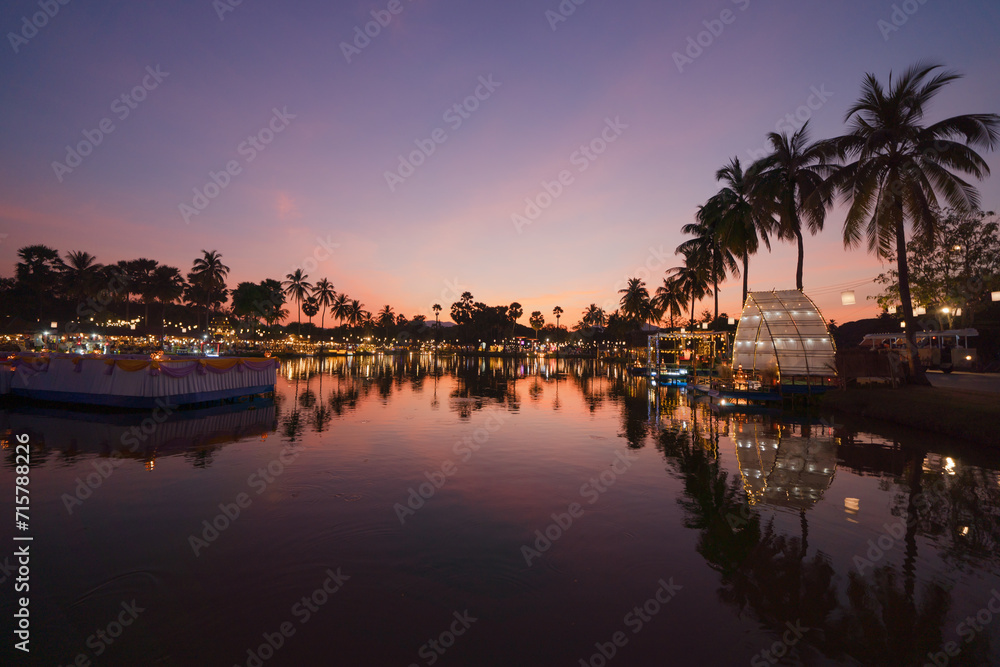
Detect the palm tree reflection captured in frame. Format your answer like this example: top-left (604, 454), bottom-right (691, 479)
top-left (656, 415), bottom-right (969, 666)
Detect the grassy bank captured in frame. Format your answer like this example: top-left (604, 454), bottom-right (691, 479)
top-left (820, 386), bottom-right (1000, 447)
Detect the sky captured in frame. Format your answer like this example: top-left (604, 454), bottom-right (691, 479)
top-left (2, 0), bottom-right (999, 326)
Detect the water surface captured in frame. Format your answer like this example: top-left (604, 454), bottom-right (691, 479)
top-left (2, 356), bottom-right (999, 666)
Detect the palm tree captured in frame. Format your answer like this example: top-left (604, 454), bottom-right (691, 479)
top-left (529, 311), bottom-right (545, 339)
top-left (58, 250), bottom-right (104, 312)
top-left (669, 249), bottom-right (712, 327)
top-left (148, 265), bottom-right (185, 337)
top-left (508, 302), bottom-right (523, 336)
top-left (825, 62), bottom-right (999, 383)
top-left (282, 269), bottom-right (312, 335)
top-left (581, 304), bottom-right (606, 328)
top-left (432, 303), bottom-right (442, 327)
top-left (751, 122), bottom-right (833, 290)
top-left (712, 157), bottom-right (774, 307)
top-left (618, 277), bottom-right (651, 327)
top-left (377, 305), bottom-right (396, 329)
top-left (15, 244), bottom-right (61, 321)
top-left (302, 297), bottom-right (320, 326)
top-left (679, 203), bottom-right (739, 322)
top-left (347, 300), bottom-right (365, 327)
top-left (553, 306), bottom-right (563, 331)
top-left (652, 277), bottom-right (687, 328)
top-left (191, 250), bottom-right (230, 330)
top-left (312, 278), bottom-right (336, 332)
top-left (59, 250), bottom-right (104, 302)
top-left (332, 293), bottom-right (350, 326)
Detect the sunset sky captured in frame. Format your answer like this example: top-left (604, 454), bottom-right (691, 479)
top-left (2, 0), bottom-right (999, 325)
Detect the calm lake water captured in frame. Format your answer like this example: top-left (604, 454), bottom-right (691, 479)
top-left (2, 356), bottom-right (1000, 666)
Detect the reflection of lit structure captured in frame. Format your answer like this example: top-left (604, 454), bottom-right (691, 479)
top-left (734, 422), bottom-right (837, 509)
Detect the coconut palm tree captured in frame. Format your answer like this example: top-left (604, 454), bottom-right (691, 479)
top-left (711, 157), bottom-right (774, 307)
top-left (59, 250), bottom-right (104, 302)
top-left (553, 306), bottom-right (564, 331)
top-left (15, 244), bottom-right (61, 321)
top-left (618, 277), bottom-right (652, 327)
top-left (508, 302), bottom-right (523, 336)
top-left (751, 122), bottom-right (834, 290)
top-left (377, 305), bottom-right (396, 329)
top-left (332, 293), bottom-right (350, 326)
top-left (312, 278), bottom-right (336, 332)
top-left (824, 62), bottom-right (999, 383)
top-left (652, 277), bottom-right (687, 328)
top-left (347, 300), bottom-right (365, 328)
top-left (282, 269), bottom-right (312, 335)
top-left (581, 304), bottom-right (606, 328)
top-left (148, 265), bottom-right (185, 337)
top-left (669, 249), bottom-right (712, 327)
top-left (678, 203), bottom-right (739, 322)
top-left (191, 250), bottom-right (230, 330)
top-left (529, 311), bottom-right (545, 339)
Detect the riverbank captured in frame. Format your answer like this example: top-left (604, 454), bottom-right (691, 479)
top-left (820, 386), bottom-right (1000, 447)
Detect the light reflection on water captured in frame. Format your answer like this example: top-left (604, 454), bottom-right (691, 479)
top-left (1, 355), bottom-right (999, 666)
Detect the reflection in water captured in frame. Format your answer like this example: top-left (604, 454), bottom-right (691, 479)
top-left (733, 421), bottom-right (837, 510)
top-left (1, 355), bottom-right (998, 665)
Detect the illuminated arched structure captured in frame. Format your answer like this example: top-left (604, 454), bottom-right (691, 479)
top-left (732, 290), bottom-right (837, 380)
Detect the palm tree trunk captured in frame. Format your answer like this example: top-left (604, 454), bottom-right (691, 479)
top-left (742, 253), bottom-right (749, 309)
top-left (713, 271), bottom-right (719, 323)
top-left (690, 288), bottom-right (696, 327)
top-left (896, 211), bottom-right (930, 385)
top-left (795, 229), bottom-right (805, 291)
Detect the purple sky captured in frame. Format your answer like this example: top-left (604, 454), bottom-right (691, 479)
top-left (2, 0), bottom-right (999, 325)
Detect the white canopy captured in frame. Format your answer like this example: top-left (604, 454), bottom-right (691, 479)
top-left (732, 290), bottom-right (836, 378)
